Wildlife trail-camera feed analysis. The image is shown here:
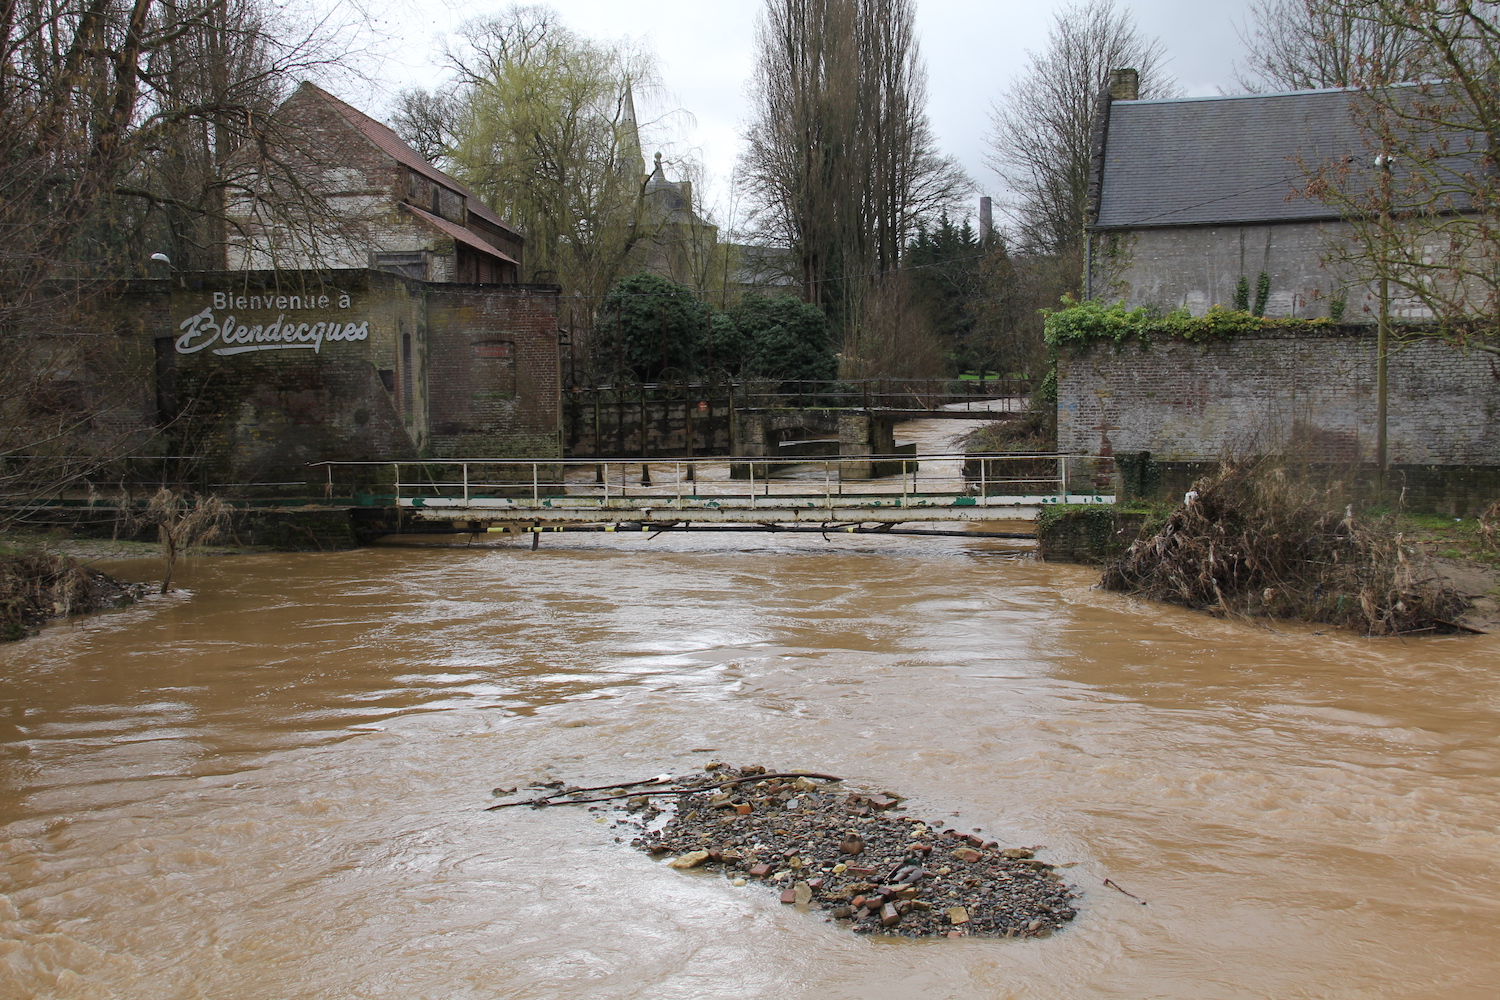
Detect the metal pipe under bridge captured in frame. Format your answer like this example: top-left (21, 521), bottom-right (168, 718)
top-left (312, 453), bottom-right (1114, 529)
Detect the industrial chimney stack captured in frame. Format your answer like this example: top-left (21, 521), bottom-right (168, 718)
top-left (979, 196), bottom-right (993, 244)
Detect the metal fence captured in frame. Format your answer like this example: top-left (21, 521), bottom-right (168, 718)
top-left (307, 451), bottom-right (1084, 509)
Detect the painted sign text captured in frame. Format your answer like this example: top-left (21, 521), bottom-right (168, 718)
top-left (177, 296), bottom-right (367, 359)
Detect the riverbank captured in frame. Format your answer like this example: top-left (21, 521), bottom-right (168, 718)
top-left (0, 530), bottom-right (271, 639)
top-left (1407, 514), bottom-right (1500, 630)
top-left (0, 549), bottom-right (144, 640)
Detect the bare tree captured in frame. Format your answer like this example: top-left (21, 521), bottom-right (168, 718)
top-left (1234, 0), bottom-right (1434, 92)
top-left (391, 87), bottom-right (463, 164)
top-left (1302, 2), bottom-right (1500, 345)
top-left (986, 0), bottom-right (1174, 258)
top-left (740, 0), bottom-right (967, 372)
top-left (128, 488), bottom-right (228, 593)
top-left (0, 0), bottom-right (359, 515)
top-left (1293, 2), bottom-right (1500, 482)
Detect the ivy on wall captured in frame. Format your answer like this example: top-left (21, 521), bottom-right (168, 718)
top-left (1042, 296), bottom-right (1332, 354)
top-left (1252, 271), bottom-right (1271, 317)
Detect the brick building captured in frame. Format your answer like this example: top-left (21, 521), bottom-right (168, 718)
top-left (226, 82), bottom-right (523, 285)
top-left (126, 84), bottom-right (567, 482)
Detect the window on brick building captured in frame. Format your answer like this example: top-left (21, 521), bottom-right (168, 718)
top-left (372, 251), bottom-right (428, 280)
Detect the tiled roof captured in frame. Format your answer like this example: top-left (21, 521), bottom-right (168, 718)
top-left (1094, 89), bottom-right (1370, 229)
top-left (401, 203), bottom-right (519, 265)
top-left (301, 82), bottom-right (521, 240)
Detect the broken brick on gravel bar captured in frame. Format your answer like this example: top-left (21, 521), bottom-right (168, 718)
top-left (615, 762), bottom-right (1079, 939)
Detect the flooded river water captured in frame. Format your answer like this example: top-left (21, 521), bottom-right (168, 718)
top-left (2, 529), bottom-right (1498, 999)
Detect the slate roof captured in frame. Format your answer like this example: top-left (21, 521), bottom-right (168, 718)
top-left (301, 82), bottom-right (522, 240)
top-left (1093, 88), bottom-right (1368, 229)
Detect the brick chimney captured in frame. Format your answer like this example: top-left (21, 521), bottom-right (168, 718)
top-left (1109, 67), bottom-right (1139, 101)
top-left (979, 196), bottom-right (993, 243)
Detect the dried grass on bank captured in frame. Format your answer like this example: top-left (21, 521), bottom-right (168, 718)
top-left (0, 552), bottom-right (139, 640)
top-left (962, 401), bottom-right (1059, 493)
top-left (1100, 460), bottom-right (1466, 635)
top-left (1479, 499), bottom-right (1500, 550)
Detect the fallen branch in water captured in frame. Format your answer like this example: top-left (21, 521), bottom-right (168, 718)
top-left (1433, 618), bottom-right (1487, 635)
top-left (1103, 878), bottom-right (1147, 905)
top-left (485, 771), bottom-right (842, 811)
top-left (519, 774), bottom-right (676, 796)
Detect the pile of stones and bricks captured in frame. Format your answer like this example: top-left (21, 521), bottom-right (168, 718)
top-left (493, 762), bottom-right (1079, 939)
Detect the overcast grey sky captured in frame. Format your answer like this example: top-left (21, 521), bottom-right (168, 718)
top-left (357, 0), bottom-right (1258, 225)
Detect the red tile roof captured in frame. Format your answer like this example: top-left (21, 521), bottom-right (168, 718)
top-left (299, 82), bottom-right (521, 240)
top-left (401, 203), bottom-right (519, 265)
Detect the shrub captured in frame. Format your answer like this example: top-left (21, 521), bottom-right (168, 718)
top-left (1042, 296), bottom-right (1330, 354)
top-left (1100, 459), bottom-right (1466, 635)
top-left (729, 294), bottom-right (838, 383)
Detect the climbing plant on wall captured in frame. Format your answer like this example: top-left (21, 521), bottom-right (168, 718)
top-left (1042, 296), bottom-right (1330, 354)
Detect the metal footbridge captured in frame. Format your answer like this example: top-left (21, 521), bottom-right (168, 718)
top-left (312, 453), bottom-right (1114, 530)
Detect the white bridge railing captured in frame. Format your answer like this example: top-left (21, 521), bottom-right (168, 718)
top-left (312, 454), bottom-right (1113, 523)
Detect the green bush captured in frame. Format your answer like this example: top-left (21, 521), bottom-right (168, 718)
top-left (601, 273), bottom-right (709, 380)
top-left (1042, 296), bottom-right (1330, 354)
top-left (729, 294), bottom-right (838, 383)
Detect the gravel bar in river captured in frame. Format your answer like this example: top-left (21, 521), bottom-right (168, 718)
top-left (616, 763), bottom-right (1080, 939)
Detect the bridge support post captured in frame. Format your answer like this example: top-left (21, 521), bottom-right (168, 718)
top-left (731, 411), bottom-right (771, 479)
top-left (838, 414), bottom-right (895, 480)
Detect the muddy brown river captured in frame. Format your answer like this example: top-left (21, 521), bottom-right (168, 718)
top-left (2, 528), bottom-right (1498, 999)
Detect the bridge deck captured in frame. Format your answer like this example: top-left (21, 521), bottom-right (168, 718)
top-left (313, 453), bottom-right (1113, 525)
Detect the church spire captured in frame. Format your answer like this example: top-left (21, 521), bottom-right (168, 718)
top-left (620, 82), bottom-right (645, 181)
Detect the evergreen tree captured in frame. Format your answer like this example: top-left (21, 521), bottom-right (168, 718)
top-left (729, 295), bottom-right (839, 383)
top-left (906, 214), bottom-right (983, 372)
top-left (600, 273), bottom-right (708, 380)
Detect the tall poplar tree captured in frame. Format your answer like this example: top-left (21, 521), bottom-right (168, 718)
top-left (740, 0), bottom-right (966, 342)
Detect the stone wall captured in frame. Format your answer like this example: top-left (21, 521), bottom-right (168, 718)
top-left (1058, 329), bottom-right (1500, 512)
top-left (167, 270), bottom-right (426, 488)
top-left (1036, 509), bottom-right (1152, 565)
top-left (1060, 329), bottom-right (1500, 465)
top-left (67, 269), bottom-right (560, 489)
top-left (564, 395), bottom-right (736, 458)
top-left (1088, 221), bottom-right (1434, 322)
